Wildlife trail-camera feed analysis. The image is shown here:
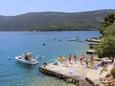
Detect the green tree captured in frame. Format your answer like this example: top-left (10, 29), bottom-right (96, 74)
top-left (100, 12), bottom-right (115, 36)
top-left (96, 35), bottom-right (115, 58)
top-left (96, 11), bottom-right (115, 59)
top-left (103, 21), bottom-right (115, 35)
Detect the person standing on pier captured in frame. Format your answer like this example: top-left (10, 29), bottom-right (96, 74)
top-left (68, 53), bottom-right (72, 64)
top-left (90, 55), bottom-right (95, 68)
top-left (73, 54), bottom-right (77, 63)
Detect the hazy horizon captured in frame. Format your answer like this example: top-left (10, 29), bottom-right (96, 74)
top-left (0, 0), bottom-right (115, 16)
top-left (0, 9), bottom-right (114, 16)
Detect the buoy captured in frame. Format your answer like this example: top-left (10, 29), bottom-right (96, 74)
top-left (42, 44), bottom-right (46, 46)
top-left (36, 55), bottom-right (41, 60)
top-left (8, 57), bottom-right (11, 60)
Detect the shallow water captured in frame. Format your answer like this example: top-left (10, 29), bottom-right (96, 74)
top-left (0, 31), bottom-right (99, 86)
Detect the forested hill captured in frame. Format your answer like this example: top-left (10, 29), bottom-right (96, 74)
top-left (0, 9), bottom-right (114, 31)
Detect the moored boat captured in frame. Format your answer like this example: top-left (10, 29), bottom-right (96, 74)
top-left (15, 52), bottom-right (38, 65)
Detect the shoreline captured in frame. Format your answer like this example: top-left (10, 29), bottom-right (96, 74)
top-left (39, 60), bottom-right (114, 86)
top-left (0, 30), bottom-right (99, 32)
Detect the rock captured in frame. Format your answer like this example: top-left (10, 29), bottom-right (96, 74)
top-left (79, 80), bottom-right (93, 86)
top-left (66, 78), bottom-right (73, 83)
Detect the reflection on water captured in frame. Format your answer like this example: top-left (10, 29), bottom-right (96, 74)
top-left (16, 62), bottom-right (34, 69)
top-left (28, 76), bottom-right (76, 86)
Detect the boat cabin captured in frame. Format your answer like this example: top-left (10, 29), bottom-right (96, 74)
top-left (23, 52), bottom-right (32, 61)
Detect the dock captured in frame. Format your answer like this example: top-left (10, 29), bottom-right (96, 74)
top-left (39, 62), bottom-right (113, 86)
top-left (89, 43), bottom-right (100, 46)
top-left (86, 49), bottom-right (96, 54)
top-left (86, 38), bottom-right (101, 43)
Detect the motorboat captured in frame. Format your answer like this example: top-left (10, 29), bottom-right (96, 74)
top-left (15, 52), bottom-right (38, 65)
top-left (68, 37), bottom-right (84, 42)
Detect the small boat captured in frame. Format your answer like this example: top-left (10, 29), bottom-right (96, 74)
top-left (15, 52), bottom-right (38, 65)
top-left (68, 37), bottom-right (84, 42)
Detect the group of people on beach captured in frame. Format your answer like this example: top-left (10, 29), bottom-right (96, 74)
top-left (57, 53), bottom-right (112, 72)
top-left (67, 53), bottom-right (95, 67)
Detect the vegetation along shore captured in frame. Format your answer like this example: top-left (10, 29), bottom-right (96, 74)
top-left (0, 9), bottom-right (114, 31)
top-left (87, 11), bottom-right (115, 86)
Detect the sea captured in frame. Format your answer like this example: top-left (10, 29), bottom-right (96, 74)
top-left (0, 31), bottom-right (100, 86)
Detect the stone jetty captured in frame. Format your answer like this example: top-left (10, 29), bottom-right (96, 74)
top-left (39, 62), bottom-right (113, 86)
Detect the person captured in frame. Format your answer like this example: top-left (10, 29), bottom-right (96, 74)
top-left (58, 56), bottom-right (65, 63)
top-left (84, 57), bottom-right (89, 67)
top-left (99, 62), bottom-right (108, 75)
top-left (90, 55), bottom-right (95, 68)
top-left (24, 52), bottom-right (29, 60)
top-left (93, 63), bottom-right (101, 70)
top-left (82, 54), bottom-right (85, 60)
top-left (43, 63), bottom-right (47, 67)
top-left (73, 54), bottom-right (77, 63)
top-left (79, 55), bottom-right (83, 65)
top-left (90, 55), bottom-right (94, 62)
top-left (68, 53), bottom-right (72, 64)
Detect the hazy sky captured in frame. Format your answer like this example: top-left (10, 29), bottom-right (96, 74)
top-left (0, 0), bottom-right (115, 15)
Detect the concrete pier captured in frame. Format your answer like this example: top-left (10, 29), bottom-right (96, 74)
top-left (39, 63), bottom-right (81, 85)
top-left (39, 62), bottom-right (113, 86)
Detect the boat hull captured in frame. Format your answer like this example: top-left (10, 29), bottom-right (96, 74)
top-left (15, 56), bottom-right (38, 65)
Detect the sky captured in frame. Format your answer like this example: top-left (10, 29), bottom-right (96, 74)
top-left (0, 0), bottom-right (115, 16)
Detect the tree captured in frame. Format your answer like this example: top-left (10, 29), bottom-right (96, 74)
top-left (96, 35), bottom-right (115, 58)
top-left (100, 12), bottom-right (115, 36)
top-left (96, 11), bottom-right (115, 59)
top-left (102, 21), bottom-right (115, 36)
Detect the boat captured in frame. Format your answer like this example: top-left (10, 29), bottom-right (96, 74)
top-left (86, 37), bottom-right (101, 43)
top-left (15, 52), bottom-right (38, 65)
top-left (68, 37), bottom-right (84, 42)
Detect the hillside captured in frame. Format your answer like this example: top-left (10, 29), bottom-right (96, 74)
top-left (0, 9), bottom-right (114, 31)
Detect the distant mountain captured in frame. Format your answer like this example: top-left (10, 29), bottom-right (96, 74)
top-left (0, 9), bottom-right (114, 31)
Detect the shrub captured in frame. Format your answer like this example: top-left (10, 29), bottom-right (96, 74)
top-left (111, 67), bottom-right (115, 78)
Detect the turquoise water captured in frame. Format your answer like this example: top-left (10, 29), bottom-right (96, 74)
top-left (0, 31), bottom-right (99, 86)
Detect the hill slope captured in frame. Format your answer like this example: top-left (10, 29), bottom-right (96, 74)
top-left (0, 9), bottom-right (114, 31)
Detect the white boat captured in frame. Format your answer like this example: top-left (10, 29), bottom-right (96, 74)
top-left (15, 52), bottom-right (38, 65)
